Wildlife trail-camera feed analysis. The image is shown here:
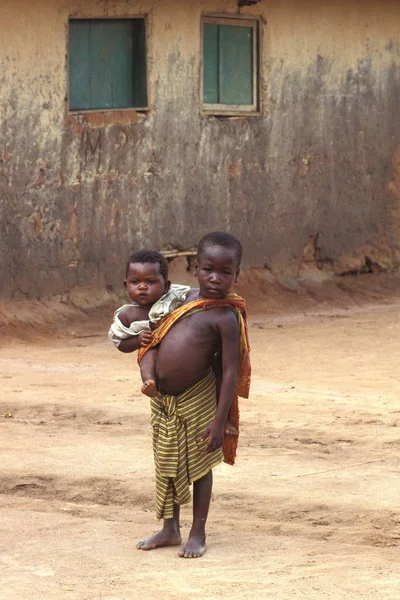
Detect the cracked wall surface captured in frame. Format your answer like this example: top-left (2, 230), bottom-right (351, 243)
top-left (1, 0), bottom-right (400, 299)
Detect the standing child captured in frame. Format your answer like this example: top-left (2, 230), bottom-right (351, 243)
top-left (108, 250), bottom-right (189, 396)
top-left (136, 231), bottom-right (251, 558)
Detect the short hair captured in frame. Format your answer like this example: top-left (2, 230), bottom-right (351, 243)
top-left (197, 231), bottom-right (243, 267)
top-left (126, 250), bottom-right (169, 282)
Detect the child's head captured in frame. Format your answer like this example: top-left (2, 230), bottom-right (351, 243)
top-left (195, 231), bottom-right (242, 299)
top-left (124, 250), bottom-right (170, 307)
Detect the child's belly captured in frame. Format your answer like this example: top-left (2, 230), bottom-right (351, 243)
top-left (155, 318), bottom-right (217, 395)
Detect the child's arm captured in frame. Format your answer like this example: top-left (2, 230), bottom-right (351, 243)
top-left (204, 311), bottom-right (240, 452)
top-left (211, 351), bottom-right (222, 396)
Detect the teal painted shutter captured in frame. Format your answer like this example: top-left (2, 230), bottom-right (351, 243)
top-left (203, 23), bottom-right (219, 104)
top-left (69, 21), bottom-right (91, 110)
top-left (219, 25), bottom-right (253, 105)
top-left (89, 20), bottom-right (113, 109)
top-left (132, 18), bottom-right (147, 107)
top-left (89, 20), bottom-right (135, 110)
top-left (69, 19), bottom-right (147, 110)
top-left (109, 20), bottom-right (135, 109)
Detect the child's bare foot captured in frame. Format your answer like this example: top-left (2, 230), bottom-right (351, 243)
top-left (137, 530), bottom-right (182, 551)
top-left (178, 535), bottom-right (206, 558)
top-left (224, 420), bottom-right (238, 435)
top-left (141, 379), bottom-right (157, 397)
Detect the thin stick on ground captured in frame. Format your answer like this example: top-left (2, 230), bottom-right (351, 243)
top-left (295, 459), bottom-right (384, 478)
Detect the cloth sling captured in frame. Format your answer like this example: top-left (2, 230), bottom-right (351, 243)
top-left (138, 292), bottom-right (251, 466)
top-left (151, 368), bottom-right (223, 519)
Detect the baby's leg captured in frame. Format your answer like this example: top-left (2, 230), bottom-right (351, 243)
top-left (140, 349), bottom-right (158, 397)
top-left (224, 418), bottom-right (238, 436)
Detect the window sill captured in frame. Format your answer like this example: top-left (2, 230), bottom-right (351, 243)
top-left (201, 107), bottom-right (260, 118)
top-left (67, 108), bottom-right (147, 128)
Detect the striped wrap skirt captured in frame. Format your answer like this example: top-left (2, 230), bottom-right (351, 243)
top-left (150, 368), bottom-right (223, 520)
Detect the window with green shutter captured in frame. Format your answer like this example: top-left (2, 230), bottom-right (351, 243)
top-left (69, 18), bottom-right (147, 111)
top-left (202, 17), bottom-right (259, 114)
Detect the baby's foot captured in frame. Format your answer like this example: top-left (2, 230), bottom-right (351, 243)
top-left (141, 380), bottom-right (157, 397)
top-left (224, 420), bottom-right (238, 436)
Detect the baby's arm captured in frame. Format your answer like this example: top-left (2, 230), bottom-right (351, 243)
top-left (118, 332), bottom-right (149, 353)
top-left (109, 305), bottom-right (153, 353)
top-left (205, 311), bottom-right (240, 452)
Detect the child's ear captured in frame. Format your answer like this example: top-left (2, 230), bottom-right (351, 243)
top-left (165, 279), bottom-right (171, 291)
top-left (123, 280), bottom-right (127, 289)
top-left (194, 260), bottom-right (199, 276)
top-left (234, 269), bottom-right (240, 283)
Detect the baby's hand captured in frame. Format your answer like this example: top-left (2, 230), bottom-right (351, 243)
top-left (138, 330), bottom-right (153, 347)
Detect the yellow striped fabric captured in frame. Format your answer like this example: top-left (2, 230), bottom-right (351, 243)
top-left (150, 368), bottom-right (223, 520)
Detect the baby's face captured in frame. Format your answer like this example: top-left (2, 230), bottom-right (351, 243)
top-left (125, 262), bottom-right (167, 307)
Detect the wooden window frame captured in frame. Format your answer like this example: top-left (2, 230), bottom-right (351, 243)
top-left (68, 16), bottom-right (149, 113)
top-left (201, 15), bottom-right (260, 116)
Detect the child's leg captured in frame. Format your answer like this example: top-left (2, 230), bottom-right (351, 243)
top-left (140, 348), bottom-right (158, 397)
top-left (178, 469), bottom-right (213, 558)
top-left (137, 503), bottom-right (181, 550)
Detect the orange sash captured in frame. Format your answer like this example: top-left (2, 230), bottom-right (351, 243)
top-left (138, 292), bottom-right (251, 465)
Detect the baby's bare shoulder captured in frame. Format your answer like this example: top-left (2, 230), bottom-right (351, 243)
top-left (118, 304), bottom-right (149, 326)
top-left (185, 287), bottom-right (200, 303)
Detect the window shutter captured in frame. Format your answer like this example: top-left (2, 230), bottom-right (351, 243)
top-left (219, 25), bottom-right (253, 106)
top-left (203, 23), bottom-right (219, 104)
top-left (132, 18), bottom-right (147, 108)
top-left (69, 21), bottom-right (91, 110)
top-left (69, 18), bottom-right (147, 111)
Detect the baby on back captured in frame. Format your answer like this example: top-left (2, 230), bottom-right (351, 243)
top-left (108, 250), bottom-right (189, 396)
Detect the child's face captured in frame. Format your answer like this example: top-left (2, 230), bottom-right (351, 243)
top-left (124, 262), bottom-right (167, 307)
top-left (196, 245), bottom-right (239, 299)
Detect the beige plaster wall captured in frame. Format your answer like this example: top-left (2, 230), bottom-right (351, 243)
top-left (1, 0), bottom-right (399, 298)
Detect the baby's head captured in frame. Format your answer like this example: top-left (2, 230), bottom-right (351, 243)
top-left (124, 250), bottom-right (170, 307)
top-left (195, 231), bottom-right (242, 299)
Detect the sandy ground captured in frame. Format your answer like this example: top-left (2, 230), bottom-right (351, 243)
top-left (1, 276), bottom-right (400, 600)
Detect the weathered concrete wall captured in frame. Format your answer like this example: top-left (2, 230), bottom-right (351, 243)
top-left (1, 0), bottom-right (400, 299)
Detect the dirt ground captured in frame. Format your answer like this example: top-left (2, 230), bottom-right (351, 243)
top-left (1, 272), bottom-right (400, 600)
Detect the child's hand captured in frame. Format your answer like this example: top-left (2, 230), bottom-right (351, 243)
top-left (202, 420), bottom-right (224, 453)
top-left (138, 331), bottom-right (153, 347)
